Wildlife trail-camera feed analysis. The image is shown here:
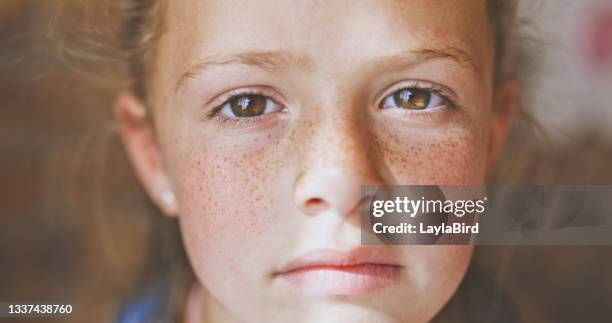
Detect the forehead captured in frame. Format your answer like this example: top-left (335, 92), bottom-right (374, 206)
top-left (158, 0), bottom-right (491, 83)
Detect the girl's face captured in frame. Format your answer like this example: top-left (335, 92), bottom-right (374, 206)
top-left (117, 0), bottom-right (515, 322)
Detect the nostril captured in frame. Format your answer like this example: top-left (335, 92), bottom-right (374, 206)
top-left (302, 197), bottom-right (331, 215)
top-left (305, 197), bottom-right (324, 207)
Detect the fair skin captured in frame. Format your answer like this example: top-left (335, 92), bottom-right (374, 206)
top-left (115, 0), bottom-right (516, 322)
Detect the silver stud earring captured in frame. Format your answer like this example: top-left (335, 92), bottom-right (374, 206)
top-left (161, 190), bottom-right (176, 207)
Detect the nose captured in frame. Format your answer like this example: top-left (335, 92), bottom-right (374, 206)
top-left (293, 113), bottom-right (383, 217)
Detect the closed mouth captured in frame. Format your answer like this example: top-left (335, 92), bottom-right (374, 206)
top-left (275, 247), bottom-right (403, 296)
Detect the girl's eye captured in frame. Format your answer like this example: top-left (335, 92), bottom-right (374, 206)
top-left (219, 94), bottom-right (280, 118)
top-left (380, 88), bottom-right (446, 110)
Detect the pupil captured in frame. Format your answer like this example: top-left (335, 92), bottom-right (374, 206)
top-left (237, 97), bottom-right (251, 110)
top-left (399, 89), bottom-right (414, 101)
top-left (393, 88), bottom-right (430, 110)
top-left (230, 95), bottom-right (266, 117)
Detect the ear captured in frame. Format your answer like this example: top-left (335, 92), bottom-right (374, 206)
top-left (486, 79), bottom-right (518, 177)
top-left (114, 91), bottom-right (179, 217)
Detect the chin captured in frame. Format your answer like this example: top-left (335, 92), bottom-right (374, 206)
top-left (286, 301), bottom-right (431, 323)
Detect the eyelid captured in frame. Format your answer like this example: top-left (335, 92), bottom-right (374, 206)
top-left (375, 80), bottom-right (459, 109)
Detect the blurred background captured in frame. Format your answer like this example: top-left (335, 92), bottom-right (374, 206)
top-left (1, 0), bottom-right (611, 322)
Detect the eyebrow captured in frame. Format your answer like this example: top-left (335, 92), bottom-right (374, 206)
top-left (378, 47), bottom-right (481, 75)
top-left (174, 46), bottom-right (479, 91)
top-left (174, 50), bottom-right (314, 91)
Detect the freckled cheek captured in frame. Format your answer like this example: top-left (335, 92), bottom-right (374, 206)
top-left (378, 127), bottom-right (488, 185)
top-left (168, 144), bottom-right (281, 275)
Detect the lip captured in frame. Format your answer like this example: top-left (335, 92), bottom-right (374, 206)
top-left (275, 247), bottom-right (403, 296)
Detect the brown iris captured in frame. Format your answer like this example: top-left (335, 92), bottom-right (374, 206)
top-left (229, 95), bottom-right (267, 117)
top-left (392, 88), bottom-right (431, 110)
